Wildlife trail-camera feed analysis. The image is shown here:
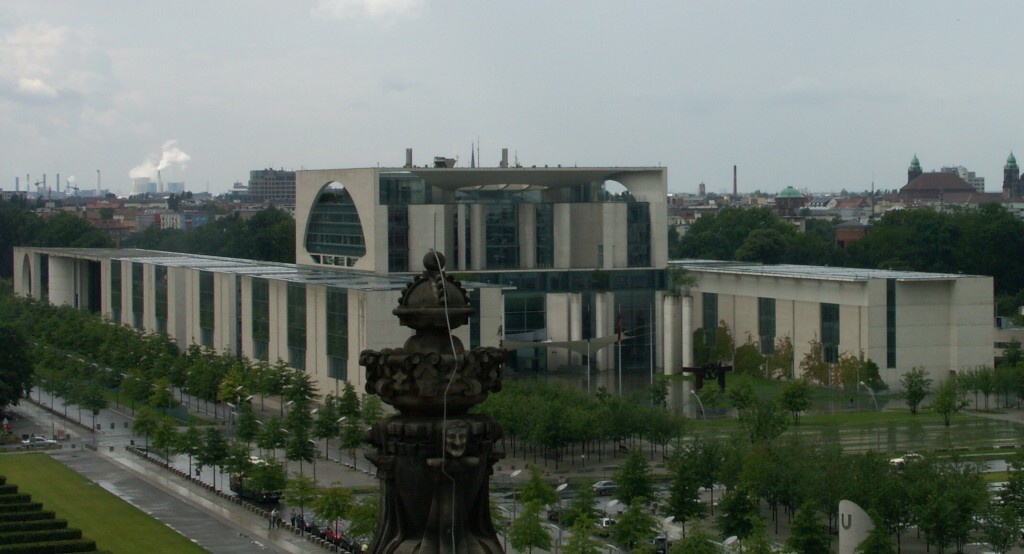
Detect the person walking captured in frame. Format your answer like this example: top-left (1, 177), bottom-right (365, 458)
top-left (269, 508), bottom-right (278, 530)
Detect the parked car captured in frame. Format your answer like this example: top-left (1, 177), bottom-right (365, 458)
top-left (21, 436), bottom-right (56, 448)
top-left (591, 480), bottom-right (616, 496)
top-left (595, 517), bottom-right (616, 536)
top-left (889, 452), bottom-right (924, 471)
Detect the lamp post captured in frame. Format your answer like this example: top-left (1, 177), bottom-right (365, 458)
top-left (690, 390), bottom-right (707, 435)
top-left (859, 381), bottom-right (880, 451)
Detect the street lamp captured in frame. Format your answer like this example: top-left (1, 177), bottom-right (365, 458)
top-left (510, 469), bottom-right (523, 522)
top-left (690, 390), bottom-right (707, 435)
top-left (859, 381), bottom-right (880, 451)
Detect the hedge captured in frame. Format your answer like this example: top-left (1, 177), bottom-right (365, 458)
top-left (0, 529), bottom-right (82, 546)
top-left (0, 521), bottom-right (67, 534)
top-left (0, 506), bottom-right (41, 515)
top-left (0, 513), bottom-right (54, 525)
top-left (0, 539), bottom-right (97, 553)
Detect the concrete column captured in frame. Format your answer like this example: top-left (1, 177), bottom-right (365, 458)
top-left (519, 204), bottom-right (536, 269)
top-left (682, 295), bottom-right (693, 368)
top-left (48, 257), bottom-right (74, 307)
top-left (663, 294), bottom-right (680, 375)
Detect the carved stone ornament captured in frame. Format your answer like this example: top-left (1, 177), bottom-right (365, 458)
top-left (360, 252), bottom-right (506, 553)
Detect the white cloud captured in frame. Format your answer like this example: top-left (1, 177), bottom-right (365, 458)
top-left (311, 0), bottom-right (423, 22)
top-left (16, 77), bottom-right (57, 98)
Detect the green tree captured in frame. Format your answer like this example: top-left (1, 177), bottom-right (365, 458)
top-left (236, 402), bottom-right (260, 446)
top-left (930, 376), bottom-right (968, 426)
top-left (739, 397), bottom-right (788, 444)
top-left (665, 446), bottom-right (708, 535)
top-left (716, 486), bottom-right (760, 539)
top-left (800, 338), bottom-right (830, 385)
top-left (614, 449), bottom-right (654, 506)
top-left (150, 415), bottom-right (178, 461)
top-left (346, 492), bottom-right (380, 544)
top-left (855, 512), bottom-right (896, 554)
top-left (899, 367), bottom-right (932, 414)
top-left (0, 323), bottom-right (33, 411)
top-left (611, 499), bottom-right (659, 551)
top-left (509, 500), bottom-right (551, 553)
top-left (197, 427), bottom-right (230, 490)
top-left (778, 378), bottom-right (812, 424)
top-left (977, 505), bottom-right (1020, 554)
top-left (283, 472), bottom-right (320, 530)
top-left (561, 484), bottom-right (600, 529)
top-left (563, 515), bottom-right (601, 554)
top-left (669, 527), bottom-right (719, 554)
top-left (313, 486), bottom-right (355, 524)
top-left (132, 406), bottom-right (160, 450)
top-left (257, 415), bottom-right (287, 459)
top-left (175, 423), bottom-right (204, 478)
top-left (785, 502), bottom-right (831, 554)
top-left (519, 465), bottom-right (557, 507)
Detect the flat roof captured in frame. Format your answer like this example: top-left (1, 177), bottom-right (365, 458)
top-left (299, 166), bottom-right (664, 191)
top-left (28, 247), bottom-right (499, 292)
top-left (670, 259), bottom-right (975, 282)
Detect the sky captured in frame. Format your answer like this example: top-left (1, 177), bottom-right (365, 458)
top-left (1, 1), bottom-right (1022, 197)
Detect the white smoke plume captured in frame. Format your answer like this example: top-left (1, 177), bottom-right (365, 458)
top-left (129, 140), bottom-right (191, 180)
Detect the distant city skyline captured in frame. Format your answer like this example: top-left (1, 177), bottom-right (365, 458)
top-left (1, 1), bottom-right (1022, 197)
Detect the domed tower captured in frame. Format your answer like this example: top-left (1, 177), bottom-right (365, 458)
top-left (1004, 153), bottom-right (1021, 198)
top-left (907, 155), bottom-right (923, 184)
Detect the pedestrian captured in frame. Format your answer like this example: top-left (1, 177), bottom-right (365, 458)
top-left (290, 508), bottom-right (296, 527)
top-left (269, 508), bottom-right (278, 530)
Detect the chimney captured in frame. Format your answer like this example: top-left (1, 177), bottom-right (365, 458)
top-left (57, 173), bottom-right (60, 193)
top-left (405, 148), bottom-right (413, 168)
top-left (733, 165), bottom-right (737, 196)
top-left (500, 148), bottom-right (509, 168)
top-left (15, 176), bottom-right (19, 192)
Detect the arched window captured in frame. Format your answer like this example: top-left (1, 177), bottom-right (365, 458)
top-left (305, 182), bottom-right (366, 264)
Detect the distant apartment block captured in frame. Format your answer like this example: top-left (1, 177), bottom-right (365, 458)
top-left (940, 165), bottom-right (985, 193)
top-left (249, 169), bottom-right (296, 205)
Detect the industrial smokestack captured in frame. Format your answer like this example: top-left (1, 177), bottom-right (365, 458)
top-left (733, 165), bottom-right (737, 196)
top-left (500, 148), bottom-right (509, 168)
top-left (405, 148), bottom-right (413, 168)
top-left (57, 173), bottom-right (60, 193)
top-left (158, 170), bottom-right (163, 193)
top-left (15, 177), bottom-right (18, 192)
top-left (97, 170), bottom-right (101, 197)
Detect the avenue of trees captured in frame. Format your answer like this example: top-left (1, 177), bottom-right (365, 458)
top-left (671, 204), bottom-right (1024, 317)
top-left (0, 197), bottom-right (113, 279)
top-left (0, 289), bottom-right (382, 542)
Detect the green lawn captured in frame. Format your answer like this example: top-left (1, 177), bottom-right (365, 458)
top-left (0, 452), bottom-right (208, 554)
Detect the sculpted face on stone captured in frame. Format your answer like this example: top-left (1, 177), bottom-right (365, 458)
top-left (444, 420), bottom-right (468, 458)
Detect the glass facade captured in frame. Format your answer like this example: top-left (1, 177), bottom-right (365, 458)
top-left (758, 297), bottom-right (776, 355)
top-left (379, 173), bottom-right (432, 205)
top-left (287, 283), bottom-right (306, 370)
top-left (459, 268), bottom-right (665, 293)
top-left (504, 292), bottom-right (546, 372)
top-left (155, 266), bottom-right (167, 334)
top-left (199, 271), bottom-right (214, 347)
top-left (110, 260), bottom-right (121, 324)
top-left (485, 205), bottom-right (519, 269)
top-left (326, 289), bottom-right (347, 380)
top-left (305, 184), bottom-right (366, 259)
top-left (702, 292), bottom-right (718, 345)
top-left (616, 291), bottom-right (655, 370)
top-left (387, 206), bottom-right (409, 272)
top-left (131, 263), bottom-right (144, 329)
top-left (626, 203), bottom-right (651, 267)
top-left (886, 279), bottom-right (896, 368)
top-left (535, 204), bottom-right (554, 269)
top-left (251, 278), bottom-right (269, 361)
top-left (820, 302), bottom-right (840, 364)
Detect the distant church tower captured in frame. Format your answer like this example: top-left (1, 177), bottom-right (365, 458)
top-left (1004, 153), bottom-right (1021, 198)
top-left (907, 155), bottom-right (923, 184)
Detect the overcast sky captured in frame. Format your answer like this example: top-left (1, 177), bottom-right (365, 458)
top-left (2, 1), bottom-right (1022, 196)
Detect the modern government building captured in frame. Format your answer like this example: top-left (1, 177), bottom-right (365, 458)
top-left (12, 152), bottom-right (998, 395)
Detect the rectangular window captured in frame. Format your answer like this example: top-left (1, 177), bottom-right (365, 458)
top-left (626, 203), bottom-right (651, 267)
top-left (535, 204), bottom-right (554, 269)
top-left (387, 206), bottom-right (409, 272)
top-left (702, 292), bottom-right (718, 346)
top-left (155, 266), bottom-right (168, 334)
top-left (821, 302), bottom-right (840, 364)
top-left (199, 271), bottom-right (214, 347)
top-left (758, 297), bottom-right (776, 355)
top-left (326, 288), bottom-right (347, 377)
top-left (485, 205), bottom-right (519, 269)
top-left (110, 260), bottom-right (121, 324)
top-left (287, 283), bottom-right (306, 370)
top-left (504, 292), bottom-right (546, 373)
top-left (886, 279), bottom-right (896, 368)
top-left (132, 263), bottom-right (144, 329)
top-left (251, 278), bottom-right (269, 360)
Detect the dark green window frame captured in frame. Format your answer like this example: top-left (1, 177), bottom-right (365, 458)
top-left (758, 297), bottom-right (776, 355)
top-left (287, 283), bottom-right (306, 370)
top-left (821, 302), bottom-right (840, 364)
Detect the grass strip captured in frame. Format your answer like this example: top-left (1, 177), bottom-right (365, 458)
top-left (0, 453), bottom-right (207, 554)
